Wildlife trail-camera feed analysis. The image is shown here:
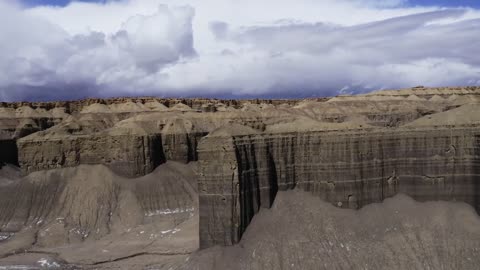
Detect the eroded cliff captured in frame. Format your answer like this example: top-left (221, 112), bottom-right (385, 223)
top-left (1, 86), bottom-right (480, 268)
top-left (198, 125), bottom-right (480, 247)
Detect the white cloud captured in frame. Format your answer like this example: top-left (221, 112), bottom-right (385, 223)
top-left (0, 1), bottom-right (195, 100)
top-left (0, 0), bottom-right (479, 100)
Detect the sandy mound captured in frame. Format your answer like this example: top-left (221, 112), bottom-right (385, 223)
top-left (328, 95), bottom-right (406, 102)
top-left (258, 103), bottom-right (275, 110)
top-left (0, 162), bottom-right (198, 266)
top-left (406, 104), bottom-right (480, 127)
top-left (170, 103), bottom-right (193, 111)
top-left (447, 94), bottom-right (460, 101)
top-left (107, 120), bottom-right (151, 135)
top-left (80, 103), bottom-right (112, 114)
top-left (19, 114), bottom-right (118, 140)
top-left (145, 101), bottom-right (168, 111)
top-left (15, 106), bottom-right (43, 118)
top-left (293, 100), bottom-right (318, 109)
top-left (452, 95), bottom-right (480, 106)
top-left (424, 88), bottom-right (442, 95)
top-left (265, 116), bottom-right (369, 133)
top-left (0, 108), bottom-right (15, 118)
top-left (207, 124), bottom-right (260, 137)
top-left (429, 95), bottom-right (445, 102)
top-left (406, 94), bottom-right (426, 101)
top-left (213, 102), bottom-right (236, 112)
top-left (109, 102), bottom-right (148, 113)
top-left (369, 95), bottom-right (404, 101)
top-left (240, 103), bottom-right (264, 111)
top-left (215, 105), bottom-right (228, 112)
top-left (49, 107), bottom-right (68, 118)
top-left (325, 97), bottom-right (344, 103)
top-left (216, 103), bottom-right (237, 112)
top-left (364, 86), bottom-right (480, 99)
top-left (180, 190), bottom-right (480, 270)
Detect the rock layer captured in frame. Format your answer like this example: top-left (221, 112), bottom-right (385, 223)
top-left (18, 134), bottom-right (164, 177)
top-left (197, 126), bottom-right (480, 247)
top-left (1, 85), bottom-right (480, 252)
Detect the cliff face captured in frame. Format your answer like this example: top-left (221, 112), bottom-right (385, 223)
top-left (237, 128), bottom-right (480, 206)
top-left (1, 86), bottom-right (480, 253)
top-left (18, 134), bottom-right (164, 177)
top-left (197, 127), bottom-right (480, 247)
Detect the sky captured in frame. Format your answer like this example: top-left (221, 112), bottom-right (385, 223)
top-left (20, 0), bottom-right (480, 9)
top-left (1, 0), bottom-right (480, 101)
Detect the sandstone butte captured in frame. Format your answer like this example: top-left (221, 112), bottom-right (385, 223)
top-left (1, 86), bottom-right (480, 269)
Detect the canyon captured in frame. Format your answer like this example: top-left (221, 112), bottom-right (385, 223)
top-left (1, 86), bottom-right (480, 269)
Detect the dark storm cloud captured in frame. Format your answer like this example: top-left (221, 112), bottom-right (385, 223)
top-left (0, 2), bottom-right (196, 101)
top-left (0, 0), bottom-right (479, 101)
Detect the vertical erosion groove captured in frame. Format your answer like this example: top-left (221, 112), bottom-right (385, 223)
top-left (266, 143), bottom-right (278, 208)
top-left (474, 135), bottom-right (480, 211)
top-left (199, 129), bottom-right (480, 248)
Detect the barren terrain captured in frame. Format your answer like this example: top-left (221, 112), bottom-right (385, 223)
top-left (1, 86), bottom-right (480, 269)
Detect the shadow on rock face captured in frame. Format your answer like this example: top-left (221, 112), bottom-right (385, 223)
top-left (0, 140), bottom-right (18, 168)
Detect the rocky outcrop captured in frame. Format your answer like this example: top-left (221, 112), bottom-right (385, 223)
top-left (197, 135), bottom-right (241, 247)
top-left (18, 134), bottom-right (164, 177)
top-left (161, 118), bottom-right (207, 162)
top-left (2, 85), bottom-right (480, 252)
top-left (0, 107), bottom-right (67, 169)
top-left (0, 162), bottom-right (198, 263)
top-left (180, 191), bottom-right (480, 270)
top-left (198, 125), bottom-right (480, 247)
top-left (16, 114), bottom-right (211, 176)
top-left (0, 97), bottom-right (305, 114)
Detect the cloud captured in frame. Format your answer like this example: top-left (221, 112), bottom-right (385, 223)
top-left (209, 21), bottom-right (229, 40)
top-left (0, 1), bottom-right (195, 101)
top-left (0, 0), bottom-right (479, 101)
top-left (158, 9), bottom-right (480, 97)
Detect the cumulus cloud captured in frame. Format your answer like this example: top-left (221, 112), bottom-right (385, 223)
top-left (0, 0), bottom-right (479, 101)
top-left (0, 1), bottom-right (195, 101)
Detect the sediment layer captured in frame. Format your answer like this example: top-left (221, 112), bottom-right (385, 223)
top-left (197, 126), bottom-right (480, 247)
top-left (1, 86), bottom-right (480, 250)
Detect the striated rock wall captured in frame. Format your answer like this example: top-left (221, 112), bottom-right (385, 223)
top-left (197, 136), bottom-right (243, 248)
top-left (17, 129), bottom-right (209, 177)
top-left (17, 135), bottom-right (164, 177)
top-left (198, 127), bottom-right (480, 247)
top-left (2, 85), bottom-right (480, 251)
top-left (162, 132), bottom-right (206, 162)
